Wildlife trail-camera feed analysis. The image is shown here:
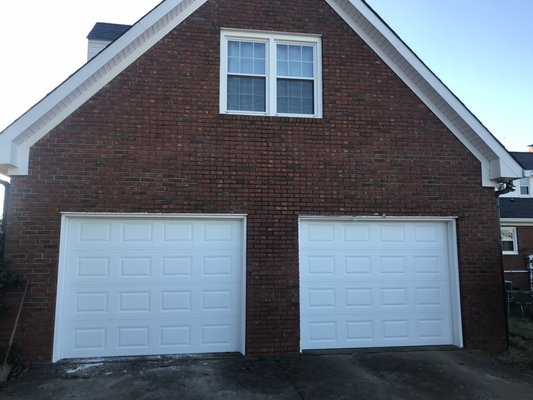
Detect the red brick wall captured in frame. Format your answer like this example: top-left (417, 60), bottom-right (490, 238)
top-left (503, 226), bottom-right (533, 290)
top-left (3, 0), bottom-right (506, 362)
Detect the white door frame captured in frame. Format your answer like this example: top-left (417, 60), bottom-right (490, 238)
top-left (298, 216), bottom-right (463, 350)
top-left (53, 212), bottom-right (247, 362)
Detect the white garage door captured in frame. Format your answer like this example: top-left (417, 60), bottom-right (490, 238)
top-left (299, 219), bottom-right (461, 350)
top-left (54, 214), bottom-right (245, 361)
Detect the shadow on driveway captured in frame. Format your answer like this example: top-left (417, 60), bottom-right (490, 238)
top-left (1, 349), bottom-right (533, 399)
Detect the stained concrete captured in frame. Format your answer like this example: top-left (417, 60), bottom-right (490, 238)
top-left (1, 349), bottom-right (533, 399)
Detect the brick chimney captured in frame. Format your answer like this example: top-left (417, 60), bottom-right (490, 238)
top-left (87, 22), bottom-right (131, 60)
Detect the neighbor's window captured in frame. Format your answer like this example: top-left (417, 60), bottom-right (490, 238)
top-left (519, 178), bottom-right (530, 196)
top-left (501, 227), bottom-right (518, 255)
top-left (220, 30), bottom-right (322, 118)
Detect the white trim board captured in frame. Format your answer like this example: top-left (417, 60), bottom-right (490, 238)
top-left (0, 0), bottom-right (523, 185)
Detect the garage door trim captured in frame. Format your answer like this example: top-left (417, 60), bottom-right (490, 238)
top-left (298, 216), bottom-right (463, 350)
top-left (54, 213), bottom-right (247, 362)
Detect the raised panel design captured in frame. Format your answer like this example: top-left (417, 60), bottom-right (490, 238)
top-left (307, 224), bottom-right (334, 242)
top-left (202, 325), bottom-right (230, 345)
top-left (77, 258), bottom-right (109, 277)
top-left (417, 319), bottom-right (444, 338)
top-left (379, 225), bottom-right (404, 242)
top-left (381, 257), bottom-right (406, 274)
top-left (414, 257), bottom-right (440, 274)
top-left (308, 289), bottom-right (336, 308)
top-left (345, 257), bottom-right (371, 274)
top-left (347, 321), bottom-right (373, 340)
top-left (382, 320), bottom-right (409, 339)
top-left (203, 257), bottom-right (231, 276)
top-left (160, 326), bottom-right (190, 346)
top-left (74, 328), bottom-right (106, 349)
top-left (202, 290), bottom-right (230, 311)
top-left (119, 292), bottom-right (151, 312)
top-left (309, 322), bottom-right (336, 341)
top-left (162, 257), bottom-right (192, 276)
top-left (80, 223), bottom-right (111, 242)
top-left (161, 291), bottom-right (191, 311)
top-left (77, 293), bottom-right (108, 313)
top-left (300, 220), bottom-right (455, 351)
top-left (118, 327), bottom-right (149, 348)
top-left (163, 223), bottom-right (193, 241)
top-left (381, 288), bottom-right (408, 306)
top-left (416, 287), bottom-right (441, 306)
top-left (120, 258), bottom-right (151, 277)
top-left (122, 223), bottom-right (153, 242)
top-left (57, 216), bottom-right (245, 360)
top-left (346, 289), bottom-right (372, 307)
top-left (308, 256), bottom-right (335, 274)
top-left (204, 223), bottom-right (232, 241)
top-left (414, 226), bottom-right (438, 242)
top-left (343, 225), bottom-right (370, 242)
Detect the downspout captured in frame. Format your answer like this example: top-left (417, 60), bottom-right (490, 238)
top-left (495, 180), bottom-right (514, 349)
top-left (0, 179), bottom-right (9, 260)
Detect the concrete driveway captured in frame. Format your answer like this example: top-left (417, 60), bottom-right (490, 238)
top-left (1, 349), bottom-right (533, 399)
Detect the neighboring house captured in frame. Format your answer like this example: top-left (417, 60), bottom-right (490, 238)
top-left (0, 0), bottom-right (524, 363)
top-left (500, 151), bottom-right (533, 290)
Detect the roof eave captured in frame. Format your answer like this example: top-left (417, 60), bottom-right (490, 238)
top-left (326, 0), bottom-right (523, 185)
top-left (0, 0), bottom-right (209, 176)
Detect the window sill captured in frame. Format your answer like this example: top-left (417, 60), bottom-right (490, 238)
top-left (219, 113), bottom-right (324, 124)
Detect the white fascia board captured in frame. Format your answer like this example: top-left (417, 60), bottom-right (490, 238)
top-left (327, 0), bottom-right (523, 186)
top-left (0, 0), bottom-right (208, 176)
top-left (500, 218), bottom-right (533, 226)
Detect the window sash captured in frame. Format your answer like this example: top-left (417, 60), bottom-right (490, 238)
top-left (501, 227), bottom-right (518, 254)
top-left (221, 30), bottom-right (322, 117)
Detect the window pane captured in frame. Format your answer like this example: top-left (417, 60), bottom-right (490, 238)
top-left (277, 44), bottom-right (288, 61)
top-left (502, 241), bottom-right (515, 252)
top-left (241, 42), bottom-right (254, 58)
top-left (277, 60), bottom-right (288, 76)
top-left (228, 40), bottom-right (265, 76)
top-left (302, 62), bottom-right (314, 78)
top-left (228, 57), bottom-right (240, 73)
top-left (277, 45), bottom-right (314, 78)
top-left (227, 76), bottom-right (266, 112)
top-left (277, 79), bottom-right (314, 114)
top-left (240, 58), bottom-right (254, 74)
top-left (289, 61), bottom-right (301, 76)
top-left (254, 43), bottom-right (265, 59)
top-left (289, 45), bottom-right (301, 61)
top-left (519, 178), bottom-right (529, 195)
top-left (302, 46), bottom-right (313, 62)
top-left (228, 41), bottom-right (240, 57)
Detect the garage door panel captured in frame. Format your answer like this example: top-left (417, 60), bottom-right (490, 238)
top-left (300, 220), bottom-right (457, 350)
top-left (65, 282), bottom-right (241, 320)
top-left (300, 222), bottom-right (448, 250)
top-left (56, 216), bottom-right (244, 360)
top-left (68, 219), bottom-right (242, 250)
top-left (66, 251), bottom-right (242, 285)
top-left (301, 252), bottom-right (449, 282)
top-left (302, 282), bottom-right (450, 316)
top-left (301, 312), bottom-right (453, 349)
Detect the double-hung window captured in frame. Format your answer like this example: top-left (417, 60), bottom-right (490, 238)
top-left (220, 29), bottom-right (322, 118)
top-left (519, 178), bottom-right (530, 196)
top-left (501, 227), bottom-right (518, 255)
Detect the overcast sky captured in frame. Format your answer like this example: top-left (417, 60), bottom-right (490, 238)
top-left (0, 0), bottom-right (532, 214)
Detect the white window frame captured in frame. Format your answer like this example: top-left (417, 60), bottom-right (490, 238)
top-left (501, 226), bottom-right (518, 255)
top-left (220, 29), bottom-right (322, 118)
top-left (518, 177), bottom-right (531, 197)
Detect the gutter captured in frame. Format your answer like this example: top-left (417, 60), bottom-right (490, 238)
top-left (0, 179), bottom-right (9, 259)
